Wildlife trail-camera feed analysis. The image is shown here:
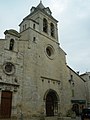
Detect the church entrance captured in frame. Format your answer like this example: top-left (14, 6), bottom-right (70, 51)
top-left (45, 90), bottom-right (58, 116)
top-left (0, 91), bottom-right (12, 118)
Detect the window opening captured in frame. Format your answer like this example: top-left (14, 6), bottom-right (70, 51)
top-left (46, 47), bottom-right (51, 56)
top-left (43, 18), bottom-right (48, 33)
top-left (33, 37), bottom-right (36, 42)
top-left (9, 39), bottom-right (14, 51)
top-left (33, 24), bottom-right (35, 29)
top-left (3, 62), bottom-right (15, 75)
top-left (25, 24), bottom-right (27, 29)
top-left (50, 23), bottom-right (55, 37)
top-left (45, 45), bottom-right (54, 59)
top-left (71, 75), bottom-right (73, 80)
top-left (23, 25), bottom-right (24, 31)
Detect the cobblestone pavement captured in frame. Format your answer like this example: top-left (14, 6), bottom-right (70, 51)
top-left (74, 116), bottom-right (81, 120)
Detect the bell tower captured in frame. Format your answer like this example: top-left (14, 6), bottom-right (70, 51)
top-left (19, 1), bottom-right (59, 43)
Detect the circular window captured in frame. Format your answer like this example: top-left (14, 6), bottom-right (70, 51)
top-left (46, 47), bottom-right (52, 56)
top-left (3, 62), bottom-right (15, 75)
top-left (45, 45), bottom-right (55, 59)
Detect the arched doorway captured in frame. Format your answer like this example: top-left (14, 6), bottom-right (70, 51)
top-left (44, 89), bottom-right (59, 116)
top-left (72, 104), bottom-right (79, 116)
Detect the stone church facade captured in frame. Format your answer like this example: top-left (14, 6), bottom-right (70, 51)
top-left (0, 1), bottom-right (87, 120)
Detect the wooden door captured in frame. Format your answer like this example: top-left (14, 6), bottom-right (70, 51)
top-left (46, 95), bottom-right (54, 116)
top-left (0, 91), bottom-right (12, 118)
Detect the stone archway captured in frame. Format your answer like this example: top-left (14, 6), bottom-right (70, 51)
top-left (44, 89), bottom-right (59, 117)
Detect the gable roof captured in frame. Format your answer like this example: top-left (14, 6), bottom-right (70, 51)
top-left (67, 65), bottom-right (86, 82)
top-left (19, 1), bottom-right (58, 26)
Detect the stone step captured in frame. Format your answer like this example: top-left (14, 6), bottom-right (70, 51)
top-left (45, 116), bottom-right (58, 120)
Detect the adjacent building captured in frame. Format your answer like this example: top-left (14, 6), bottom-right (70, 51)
top-left (81, 72), bottom-right (90, 107)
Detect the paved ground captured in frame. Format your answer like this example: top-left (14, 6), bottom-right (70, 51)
top-left (76, 117), bottom-right (81, 120)
top-left (59, 116), bottom-right (82, 120)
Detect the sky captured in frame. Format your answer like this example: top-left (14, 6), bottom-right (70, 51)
top-left (0, 0), bottom-right (90, 74)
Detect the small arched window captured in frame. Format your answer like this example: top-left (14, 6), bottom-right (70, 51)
top-left (23, 25), bottom-right (24, 31)
top-left (43, 18), bottom-right (48, 33)
top-left (25, 24), bottom-right (27, 29)
top-left (50, 23), bottom-right (55, 37)
top-left (9, 39), bottom-right (14, 51)
top-left (33, 24), bottom-right (35, 29)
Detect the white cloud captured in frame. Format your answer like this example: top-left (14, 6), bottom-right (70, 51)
top-left (48, 0), bottom-right (69, 16)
